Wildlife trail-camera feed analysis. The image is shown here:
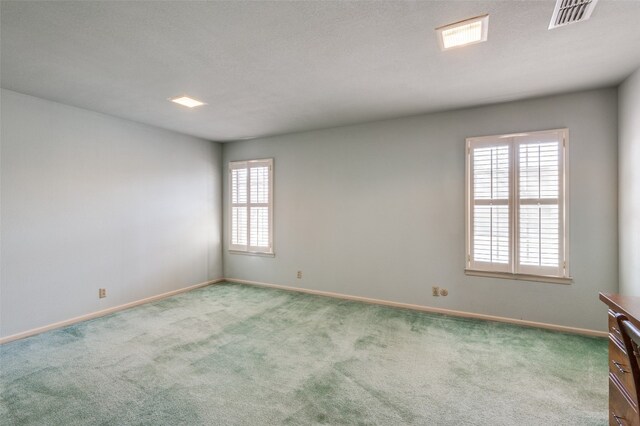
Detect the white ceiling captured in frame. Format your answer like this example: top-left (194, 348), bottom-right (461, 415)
top-left (2, 1), bottom-right (640, 142)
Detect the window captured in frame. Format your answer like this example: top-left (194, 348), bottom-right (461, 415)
top-left (229, 159), bottom-right (273, 254)
top-left (465, 129), bottom-right (569, 281)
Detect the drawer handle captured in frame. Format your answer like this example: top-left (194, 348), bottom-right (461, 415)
top-left (613, 326), bottom-right (621, 335)
top-left (613, 360), bottom-right (630, 374)
top-left (613, 413), bottom-right (625, 425)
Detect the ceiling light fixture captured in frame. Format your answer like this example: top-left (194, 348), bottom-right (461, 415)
top-left (436, 14), bottom-right (489, 51)
top-left (170, 95), bottom-right (206, 108)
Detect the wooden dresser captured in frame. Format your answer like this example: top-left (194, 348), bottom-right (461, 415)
top-left (601, 293), bottom-right (640, 426)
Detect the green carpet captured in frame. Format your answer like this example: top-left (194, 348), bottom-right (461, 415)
top-left (0, 282), bottom-right (607, 425)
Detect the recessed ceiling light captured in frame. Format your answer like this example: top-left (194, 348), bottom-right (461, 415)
top-left (170, 96), bottom-right (206, 108)
top-left (436, 14), bottom-right (489, 51)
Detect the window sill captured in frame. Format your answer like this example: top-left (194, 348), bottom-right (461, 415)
top-left (229, 250), bottom-right (275, 258)
top-left (465, 269), bottom-right (573, 285)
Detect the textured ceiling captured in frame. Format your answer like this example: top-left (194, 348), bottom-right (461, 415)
top-left (2, 1), bottom-right (640, 142)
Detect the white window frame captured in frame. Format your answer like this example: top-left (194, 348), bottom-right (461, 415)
top-left (465, 129), bottom-right (571, 284)
top-left (229, 158), bottom-right (274, 255)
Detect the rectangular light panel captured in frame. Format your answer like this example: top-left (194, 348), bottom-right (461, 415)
top-left (170, 96), bottom-right (206, 108)
top-left (437, 15), bottom-right (489, 51)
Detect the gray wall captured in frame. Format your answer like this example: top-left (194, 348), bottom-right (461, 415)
top-left (222, 88), bottom-right (618, 332)
top-left (0, 89), bottom-right (223, 338)
top-left (0, 86), bottom-right (621, 336)
top-left (620, 68), bottom-right (640, 296)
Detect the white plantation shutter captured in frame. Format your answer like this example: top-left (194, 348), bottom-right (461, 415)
top-left (249, 166), bottom-right (270, 247)
top-left (517, 135), bottom-right (564, 276)
top-left (229, 159), bottom-right (273, 254)
top-left (470, 143), bottom-right (511, 272)
top-left (466, 130), bottom-right (568, 278)
top-left (231, 168), bottom-right (248, 246)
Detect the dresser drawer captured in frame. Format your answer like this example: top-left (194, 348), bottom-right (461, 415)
top-left (611, 309), bottom-right (626, 346)
top-left (610, 377), bottom-right (639, 426)
top-left (610, 337), bottom-right (638, 406)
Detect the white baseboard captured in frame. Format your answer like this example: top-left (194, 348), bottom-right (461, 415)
top-left (0, 278), bottom-right (225, 345)
top-left (1, 276), bottom-right (606, 344)
top-left (226, 278), bottom-right (608, 338)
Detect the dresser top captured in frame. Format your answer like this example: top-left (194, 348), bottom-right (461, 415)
top-left (600, 292), bottom-right (640, 323)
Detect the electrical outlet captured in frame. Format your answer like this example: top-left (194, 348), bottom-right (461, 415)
top-left (432, 286), bottom-right (440, 296)
top-left (440, 288), bottom-right (449, 297)
top-left (99, 288), bottom-right (106, 298)
top-left (297, 271), bottom-right (302, 279)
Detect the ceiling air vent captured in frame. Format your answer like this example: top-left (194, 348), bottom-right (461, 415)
top-left (549, 0), bottom-right (599, 29)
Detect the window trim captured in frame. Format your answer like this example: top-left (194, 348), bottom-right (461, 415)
top-left (465, 129), bottom-right (571, 282)
top-left (463, 269), bottom-right (572, 285)
top-left (228, 158), bottom-right (274, 256)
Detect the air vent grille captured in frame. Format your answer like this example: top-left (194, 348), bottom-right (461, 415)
top-left (549, 0), bottom-right (598, 29)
